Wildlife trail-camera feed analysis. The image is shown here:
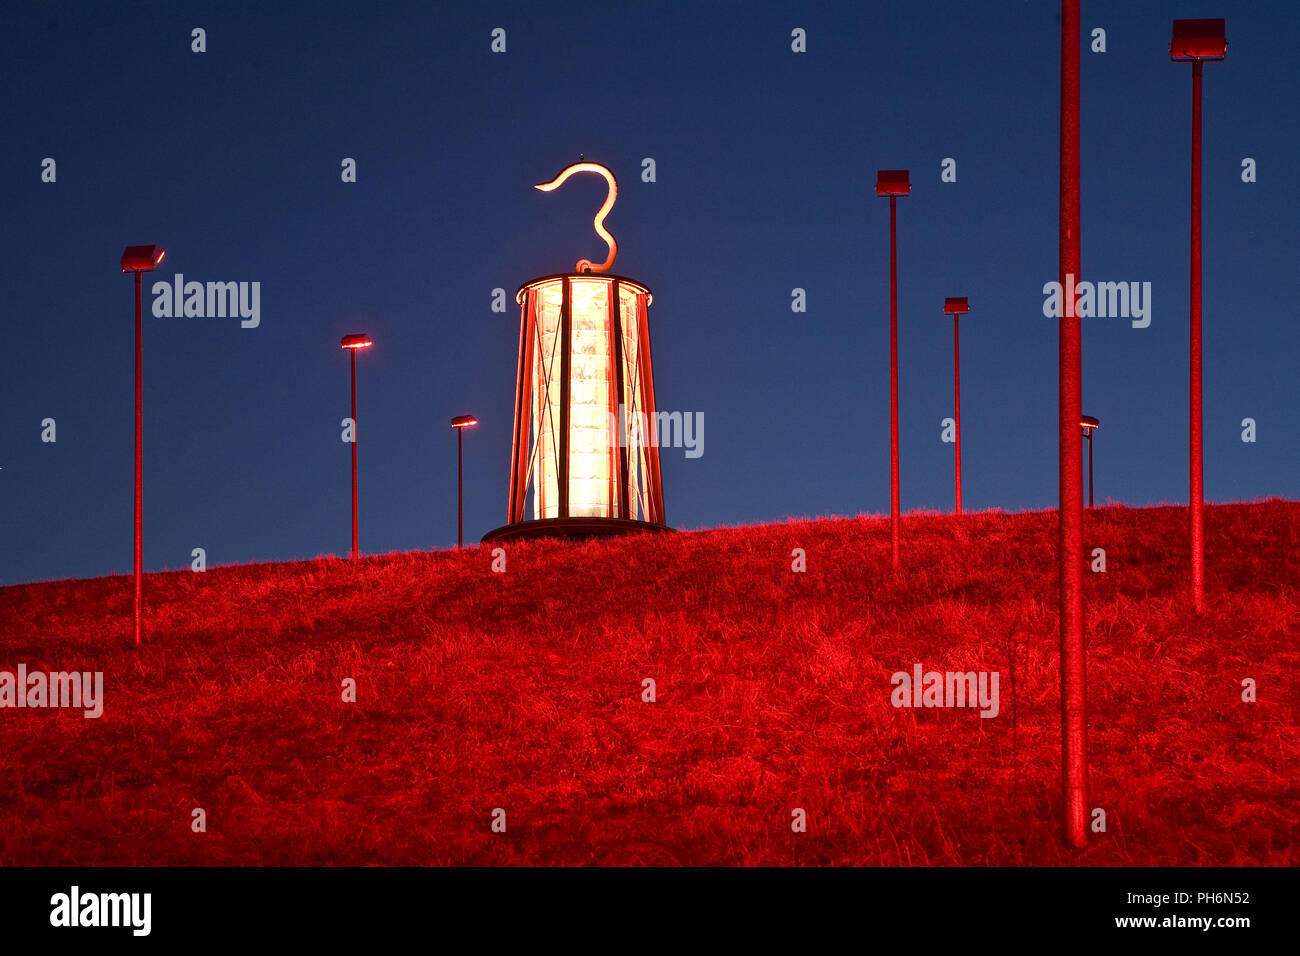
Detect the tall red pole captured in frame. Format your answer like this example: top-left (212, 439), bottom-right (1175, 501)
top-left (1189, 59), bottom-right (1205, 612)
top-left (133, 269), bottom-right (144, 647)
top-left (457, 427), bottom-right (464, 548)
top-left (1058, 0), bottom-right (1088, 849)
top-left (350, 349), bottom-right (358, 558)
top-left (889, 194), bottom-right (900, 567)
top-left (953, 314), bottom-right (962, 514)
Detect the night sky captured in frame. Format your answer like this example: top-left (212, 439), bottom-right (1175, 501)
top-left (3, 0), bottom-right (1297, 585)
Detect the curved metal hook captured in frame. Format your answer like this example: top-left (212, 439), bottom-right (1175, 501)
top-left (534, 161), bottom-right (618, 273)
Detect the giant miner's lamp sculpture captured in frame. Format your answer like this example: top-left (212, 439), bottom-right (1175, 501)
top-left (1171, 17), bottom-right (1227, 613)
top-left (483, 160), bottom-right (669, 542)
top-left (121, 243), bottom-right (166, 647)
top-left (876, 169), bottom-right (910, 567)
top-left (340, 333), bottom-right (372, 557)
top-left (942, 297), bottom-right (971, 514)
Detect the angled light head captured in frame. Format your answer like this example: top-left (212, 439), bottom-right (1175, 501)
top-left (340, 333), bottom-right (373, 350)
top-left (875, 169), bottom-right (911, 197)
top-left (451, 415), bottom-right (479, 429)
top-left (1081, 415), bottom-right (1100, 432)
top-left (943, 297), bottom-right (971, 315)
top-left (121, 245), bottom-right (166, 272)
top-left (1170, 19), bottom-right (1226, 61)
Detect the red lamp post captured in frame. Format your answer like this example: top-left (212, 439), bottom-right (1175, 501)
top-left (1171, 18), bottom-right (1227, 613)
top-left (1081, 416), bottom-right (1099, 508)
top-left (451, 415), bottom-right (479, 547)
top-left (120, 244), bottom-right (166, 647)
top-left (876, 169), bottom-right (910, 567)
top-left (1057, 0), bottom-right (1088, 850)
top-left (942, 297), bottom-right (971, 514)
top-left (340, 333), bottom-right (373, 557)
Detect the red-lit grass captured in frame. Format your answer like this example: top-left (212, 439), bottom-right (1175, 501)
top-left (0, 500), bottom-right (1296, 865)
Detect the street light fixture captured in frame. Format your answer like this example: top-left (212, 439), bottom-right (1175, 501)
top-left (1171, 17), bottom-right (1226, 613)
top-left (1080, 415), bottom-right (1099, 508)
top-left (942, 297), bottom-right (971, 514)
top-left (876, 169), bottom-right (910, 567)
top-left (340, 333), bottom-right (373, 557)
top-left (451, 415), bottom-right (479, 547)
top-left (120, 243), bottom-right (166, 647)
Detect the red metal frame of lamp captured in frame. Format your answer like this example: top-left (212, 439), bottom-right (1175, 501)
top-left (485, 271), bottom-right (671, 543)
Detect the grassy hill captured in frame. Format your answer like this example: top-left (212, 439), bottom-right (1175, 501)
top-left (1, 500), bottom-right (1297, 865)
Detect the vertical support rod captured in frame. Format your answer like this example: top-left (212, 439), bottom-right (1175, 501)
top-left (638, 293), bottom-right (665, 525)
top-left (1087, 431), bottom-right (1094, 508)
top-left (1189, 59), bottom-right (1205, 613)
top-left (953, 313), bottom-right (962, 515)
top-left (350, 348), bottom-right (358, 558)
top-left (889, 194), bottom-right (900, 567)
top-left (559, 278), bottom-right (571, 518)
top-left (508, 291), bottom-right (529, 523)
top-left (610, 280), bottom-right (630, 520)
top-left (1058, 0), bottom-right (1088, 850)
top-left (133, 269), bottom-right (144, 647)
top-left (457, 427), bottom-right (464, 548)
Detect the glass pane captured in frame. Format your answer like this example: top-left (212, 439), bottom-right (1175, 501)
top-left (568, 279), bottom-right (612, 517)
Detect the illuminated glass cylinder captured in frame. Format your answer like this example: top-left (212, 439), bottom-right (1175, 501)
top-left (504, 273), bottom-right (666, 529)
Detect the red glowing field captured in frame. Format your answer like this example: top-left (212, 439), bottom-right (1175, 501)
top-left (0, 500), bottom-right (1296, 865)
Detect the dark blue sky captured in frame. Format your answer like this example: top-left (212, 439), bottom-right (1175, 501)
top-left (3, 0), bottom-right (1297, 585)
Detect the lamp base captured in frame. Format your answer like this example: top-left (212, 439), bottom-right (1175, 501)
top-left (480, 517), bottom-right (674, 544)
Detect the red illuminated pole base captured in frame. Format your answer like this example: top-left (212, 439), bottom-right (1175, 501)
top-left (133, 270), bottom-right (144, 647)
top-left (1058, 0), bottom-right (1088, 850)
